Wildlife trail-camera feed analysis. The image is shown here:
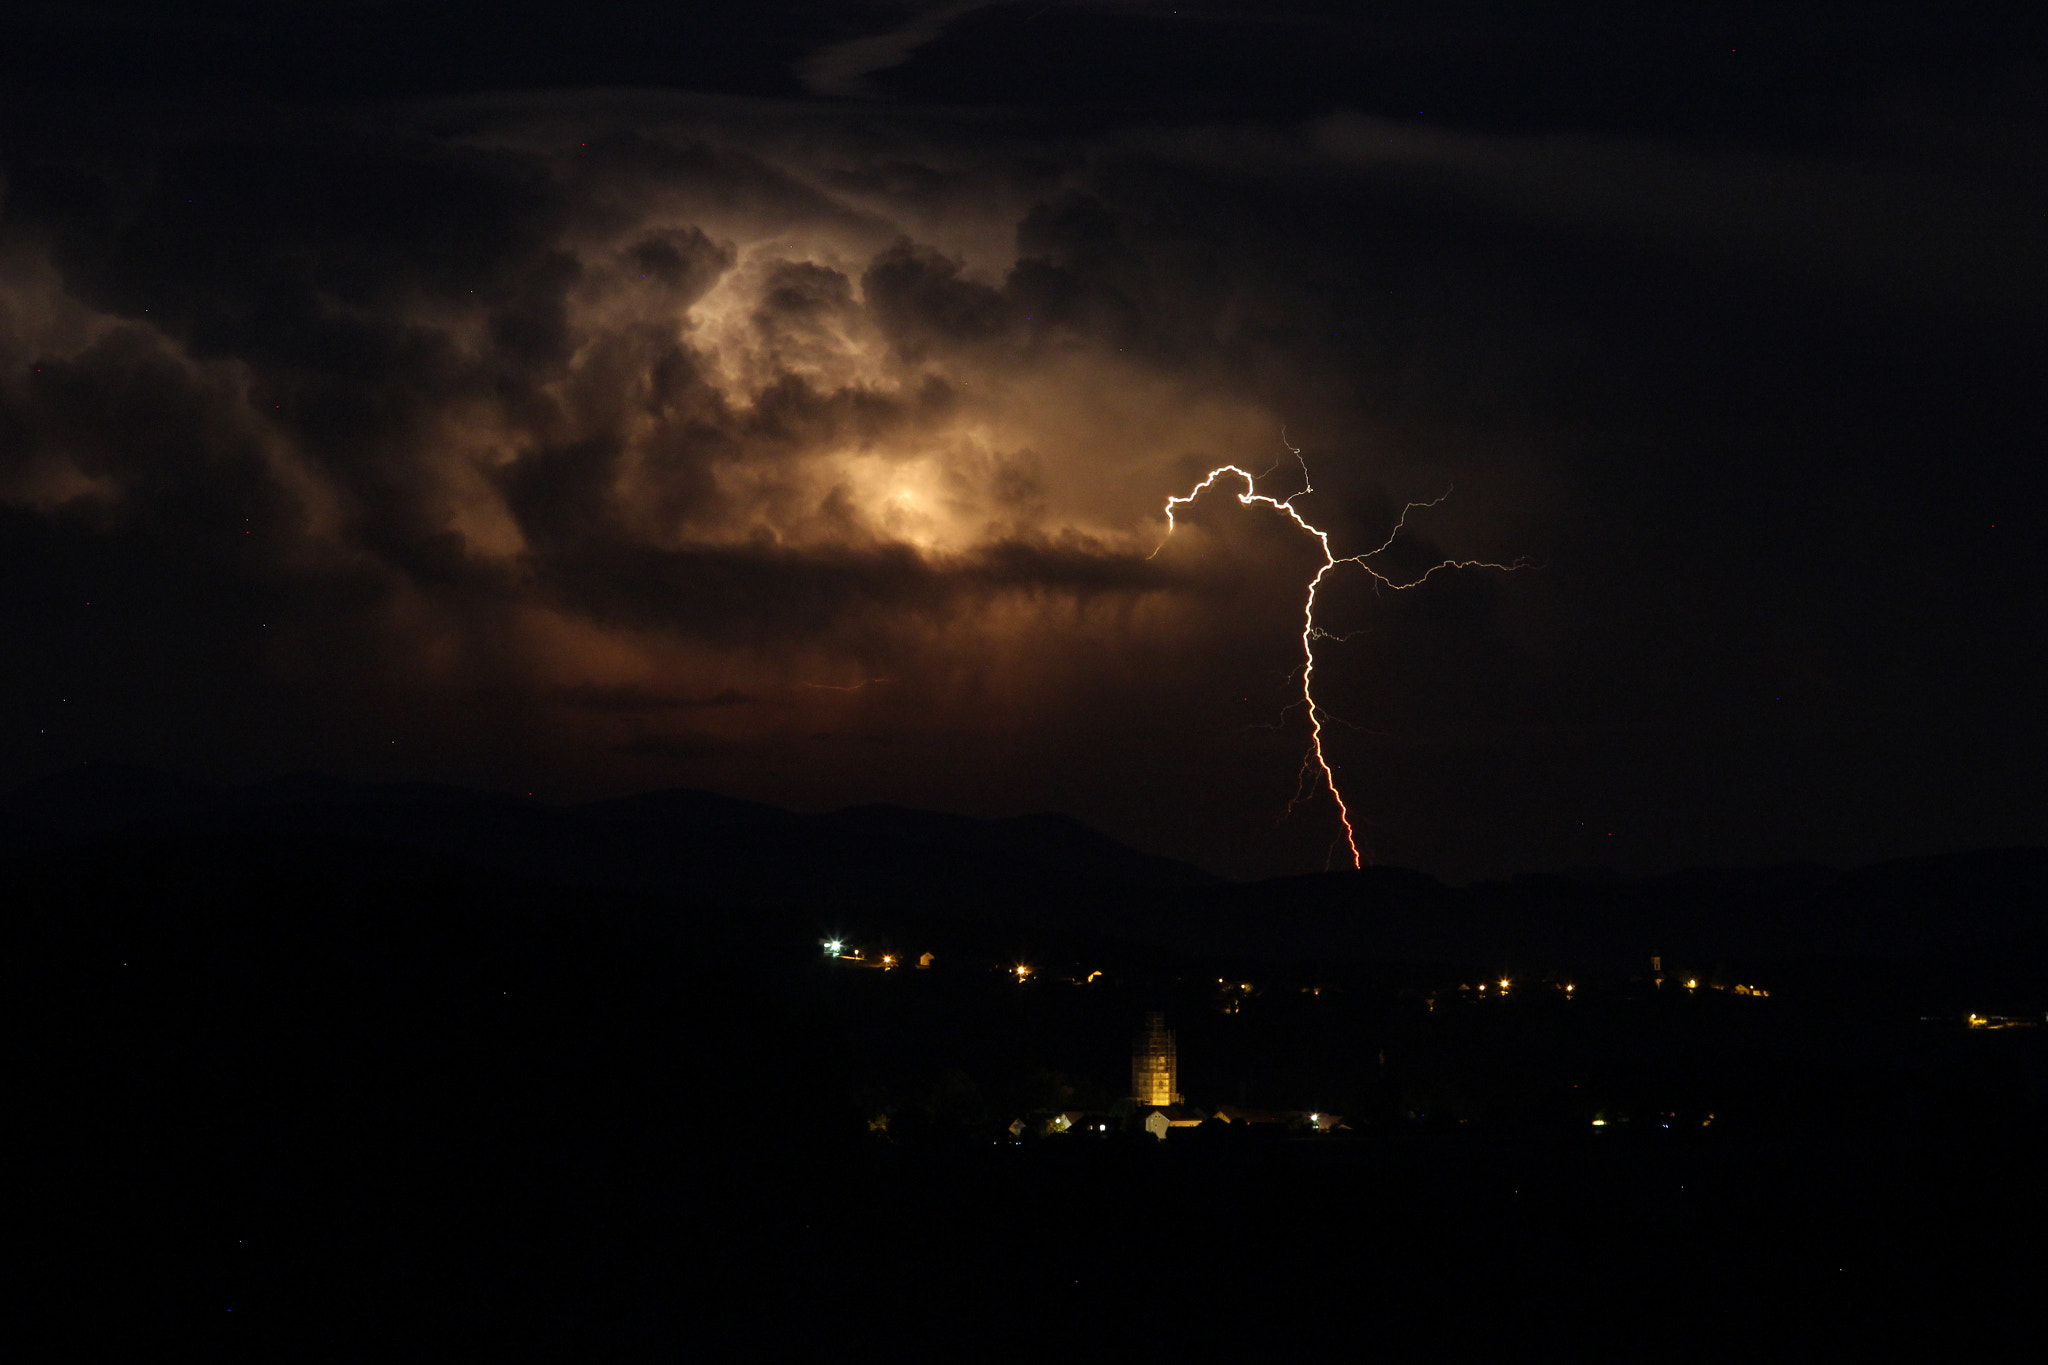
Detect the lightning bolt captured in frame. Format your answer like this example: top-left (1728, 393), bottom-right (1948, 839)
top-left (1155, 445), bottom-right (1524, 869)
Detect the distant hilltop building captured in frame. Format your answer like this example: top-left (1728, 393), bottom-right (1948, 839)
top-left (1132, 1010), bottom-right (1183, 1108)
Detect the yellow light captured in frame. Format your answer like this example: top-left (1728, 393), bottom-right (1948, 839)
top-left (1686, 979), bottom-right (1698, 990)
top-left (1591, 1119), bottom-right (1606, 1127)
top-left (1565, 983), bottom-right (1575, 993)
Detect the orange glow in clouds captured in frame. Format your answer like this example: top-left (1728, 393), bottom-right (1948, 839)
top-left (1157, 447), bottom-right (1524, 868)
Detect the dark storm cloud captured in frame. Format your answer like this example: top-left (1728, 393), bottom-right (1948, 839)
top-left (554, 684), bottom-right (760, 714)
top-left (2, 73), bottom-right (2042, 878)
top-left (9, 133), bottom-right (575, 586)
top-left (560, 130), bottom-right (895, 246)
top-left (608, 731), bottom-right (733, 761)
top-left (0, 110), bottom-right (1233, 735)
top-left (530, 533), bottom-right (1167, 644)
top-left (862, 240), bottom-right (1013, 353)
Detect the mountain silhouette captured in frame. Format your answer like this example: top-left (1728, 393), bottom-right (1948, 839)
top-left (5, 764), bottom-right (2043, 975)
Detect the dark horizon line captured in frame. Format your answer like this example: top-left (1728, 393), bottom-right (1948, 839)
top-left (6, 757), bottom-right (2041, 891)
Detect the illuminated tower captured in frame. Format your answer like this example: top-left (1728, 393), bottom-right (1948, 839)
top-left (1131, 1011), bottom-right (1182, 1108)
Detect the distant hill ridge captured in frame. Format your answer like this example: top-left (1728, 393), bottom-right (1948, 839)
top-left (3, 765), bottom-right (2042, 969)
top-left (0, 764), bottom-right (1217, 891)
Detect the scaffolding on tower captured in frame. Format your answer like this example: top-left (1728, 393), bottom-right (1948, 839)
top-left (1132, 1010), bottom-right (1183, 1108)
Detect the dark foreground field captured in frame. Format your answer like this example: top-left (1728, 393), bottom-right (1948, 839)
top-left (15, 820), bottom-right (2044, 1355)
top-left (45, 1106), bottom-right (2046, 1354)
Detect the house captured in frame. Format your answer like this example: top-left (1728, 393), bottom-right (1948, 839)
top-left (1141, 1105), bottom-right (1209, 1140)
top-left (1210, 1106), bottom-right (1347, 1133)
top-left (1210, 1105), bottom-right (1284, 1126)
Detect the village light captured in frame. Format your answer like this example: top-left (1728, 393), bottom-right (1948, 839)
top-left (824, 940), bottom-right (842, 955)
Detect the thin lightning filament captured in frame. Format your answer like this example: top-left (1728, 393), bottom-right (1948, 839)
top-left (1156, 452), bottom-right (1522, 869)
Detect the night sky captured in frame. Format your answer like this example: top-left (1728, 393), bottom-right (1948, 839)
top-left (2, 2), bottom-right (2042, 881)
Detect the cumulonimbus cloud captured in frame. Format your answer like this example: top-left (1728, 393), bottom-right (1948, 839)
top-left (13, 86), bottom-right (2022, 877)
top-left (0, 101), bottom-right (1350, 796)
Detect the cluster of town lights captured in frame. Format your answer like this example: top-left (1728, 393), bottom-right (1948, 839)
top-left (1461, 976), bottom-right (1760, 998)
top-left (825, 938), bottom-right (1781, 1013)
top-left (822, 940), bottom-right (1129, 983)
top-left (1965, 1012), bottom-right (2042, 1029)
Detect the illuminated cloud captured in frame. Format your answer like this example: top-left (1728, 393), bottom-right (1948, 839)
top-left (3, 88), bottom-right (2038, 878)
top-left (0, 106), bottom-right (1333, 822)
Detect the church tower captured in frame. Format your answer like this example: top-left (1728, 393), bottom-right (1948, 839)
top-left (1131, 1011), bottom-right (1182, 1108)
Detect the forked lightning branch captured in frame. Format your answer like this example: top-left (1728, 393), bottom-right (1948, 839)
top-left (1154, 449), bottom-right (1524, 868)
